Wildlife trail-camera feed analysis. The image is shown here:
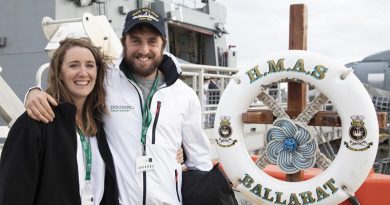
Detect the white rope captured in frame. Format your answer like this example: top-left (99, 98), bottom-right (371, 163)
top-left (255, 91), bottom-right (333, 170)
top-left (315, 152), bottom-right (332, 169)
top-left (341, 68), bottom-right (354, 80)
top-left (258, 90), bottom-right (289, 119)
top-left (232, 75), bottom-right (241, 84)
top-left (255, 149), bottom-right (332, 170)
top-left (255, 148), bottom-right (270, 169)
top-left (296, 93), bottom-right (328, 124)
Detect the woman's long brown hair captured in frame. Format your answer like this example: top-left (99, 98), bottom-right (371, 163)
top-left (46, 38), bottom-right (107, 136)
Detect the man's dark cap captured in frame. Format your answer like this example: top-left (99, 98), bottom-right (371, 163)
top-left (122, 8), bottom-right (166, 37)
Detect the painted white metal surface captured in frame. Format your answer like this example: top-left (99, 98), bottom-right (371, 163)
top-left (0, 65), bottom-right (24, 127)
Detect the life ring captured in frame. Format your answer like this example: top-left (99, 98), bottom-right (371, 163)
top-left (214, 50), bottom-right (378, 205)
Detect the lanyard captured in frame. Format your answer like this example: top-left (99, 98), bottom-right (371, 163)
top-left (127, 71), bottom-right (160, 152)
top-left (77, 126), bottom-right (92, 181)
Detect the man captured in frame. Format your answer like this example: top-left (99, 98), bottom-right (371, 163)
top-left (25, 7), bottom-right (212, 205)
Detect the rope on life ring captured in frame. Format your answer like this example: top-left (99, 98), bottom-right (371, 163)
top-left (256, 91), bottom-right (332, 170)
top-left (214, 50), bottom-right (378, 205)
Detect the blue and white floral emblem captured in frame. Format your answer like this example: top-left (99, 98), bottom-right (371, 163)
top-left (265, 118), bottom-right (318, 174)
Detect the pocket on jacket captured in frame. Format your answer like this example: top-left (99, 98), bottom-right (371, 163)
top-left (152, 101), bottom-right (162, 144)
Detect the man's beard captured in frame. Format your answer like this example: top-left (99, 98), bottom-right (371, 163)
top-left (124, 51), bottom-right (163, 78)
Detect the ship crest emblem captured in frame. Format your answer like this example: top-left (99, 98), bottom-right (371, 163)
top-left (216, 116), bottom-right (237, 147)
top-left (344, 115), bottom-right (373, 151)
top-left (349, 115), bottom-right (367, 141)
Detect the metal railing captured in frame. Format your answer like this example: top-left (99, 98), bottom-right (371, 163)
top-left (36, 63), bottom-right (50, 88)
top-left (180, 63), bottom-right (239, 128)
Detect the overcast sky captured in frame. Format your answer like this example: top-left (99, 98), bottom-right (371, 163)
top-left (223, 0), bottom-right (390, 69)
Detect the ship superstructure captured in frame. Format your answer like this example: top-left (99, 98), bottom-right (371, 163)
top-left (0, 0), bottom-right (236, 105)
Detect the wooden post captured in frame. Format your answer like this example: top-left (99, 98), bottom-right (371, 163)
top-left (287, 4), bottom-right (307, 182)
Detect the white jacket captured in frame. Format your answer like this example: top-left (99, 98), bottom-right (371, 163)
top-left (103, 53), bottom-right (212, 205)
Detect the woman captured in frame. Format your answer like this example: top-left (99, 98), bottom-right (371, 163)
top-left (0, 38), bottom-right (118, 205)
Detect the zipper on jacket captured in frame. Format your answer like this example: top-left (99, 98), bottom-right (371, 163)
top-left (152, 101), bottom-right (161, 144)
top-left (128, 78), bottom-right (169, 205)
top-left (128, 81), bottom-right (147, 205)
top-left (175, 169), bottom-right (181, 202)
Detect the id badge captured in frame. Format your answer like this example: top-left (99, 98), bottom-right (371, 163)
top-left (136, 155), bottom-right (155, 173)
top-left (81, 194), bottom-right (94, 205)
top-left (82, 182), bottom-right (94, 205)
